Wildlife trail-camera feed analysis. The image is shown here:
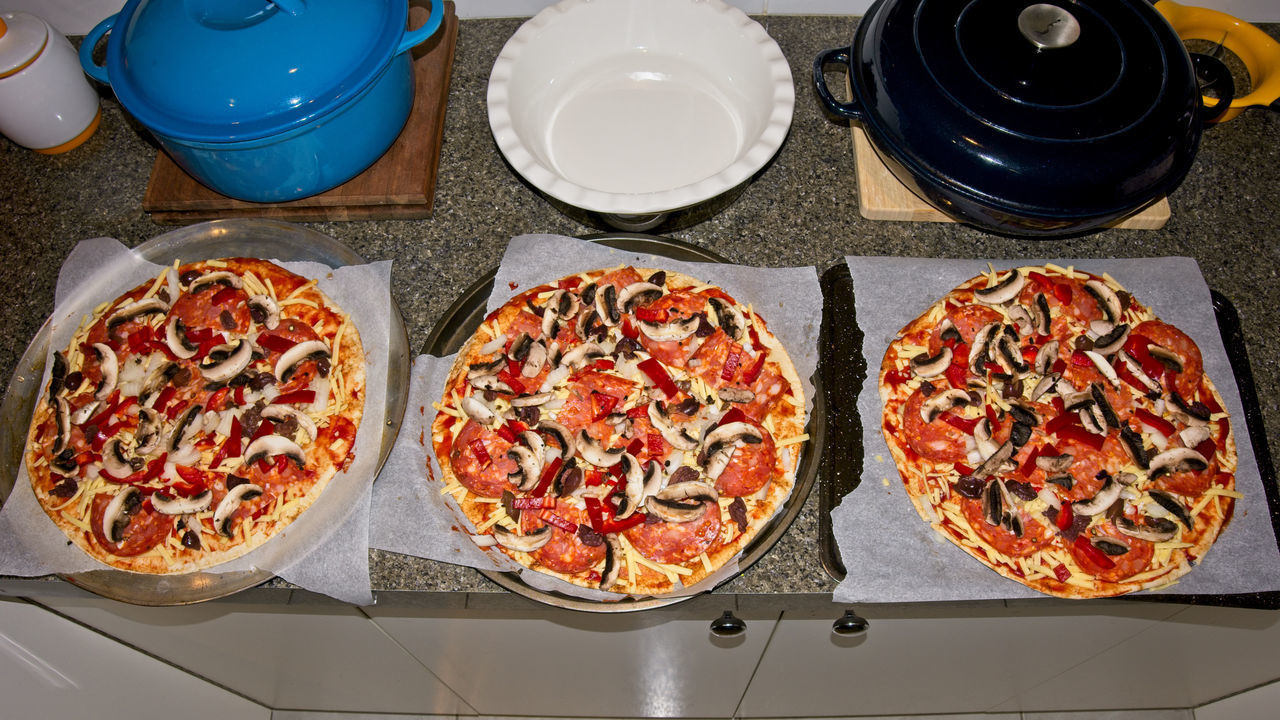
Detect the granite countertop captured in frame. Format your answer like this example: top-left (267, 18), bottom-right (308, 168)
top-left (1, 16), bottom-right (1278, 609)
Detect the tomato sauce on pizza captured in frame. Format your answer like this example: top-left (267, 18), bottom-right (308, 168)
top-left (431, 266), bottom-right (807, 596)
top-left (879, 264), bottom-right (1239, 598)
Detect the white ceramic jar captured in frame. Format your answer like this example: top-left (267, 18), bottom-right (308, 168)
top-left (0, 12), bottom-right (100, 153)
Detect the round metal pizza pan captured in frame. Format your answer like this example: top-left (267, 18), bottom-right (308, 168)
top-left (0, 219), bottom-right (411, 605)
top-left (421, 233), bottom-right (825, 612)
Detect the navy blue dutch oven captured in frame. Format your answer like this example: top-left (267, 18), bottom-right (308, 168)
top-left (81, 0), bottom-right (443, 203)
top-left (814, 0), bottom-right (1232, 237)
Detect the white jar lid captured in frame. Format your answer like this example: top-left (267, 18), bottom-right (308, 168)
top-left (0, 12), bottom-right (49, 77)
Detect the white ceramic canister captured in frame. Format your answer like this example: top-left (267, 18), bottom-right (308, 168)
top-left (0, 12), bottom-right (100, 153)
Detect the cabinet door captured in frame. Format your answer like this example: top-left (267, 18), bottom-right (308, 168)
top-left (0, 597), bottom-right (268, 720)
top-left (738, 602), bottom-right (1182, 717)
top-left (36, 593), bottom-right (469, 715)
top-left (1004, 604), bottom-right (1280, 711)
top-left (368, 605), bottom-right (775, 718)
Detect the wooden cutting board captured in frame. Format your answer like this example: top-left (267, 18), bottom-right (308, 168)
top-left (850, 125), bottom-right (1171, 230)
top-left (143, 1), bottom-right (458, 224)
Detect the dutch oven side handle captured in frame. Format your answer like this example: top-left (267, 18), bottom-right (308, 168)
top-left (397, 0), bottom-right (445, 55)
top-left (813, 47), bottom-right (865, 121)
top-left (79, 13), bottom-right (118, 86)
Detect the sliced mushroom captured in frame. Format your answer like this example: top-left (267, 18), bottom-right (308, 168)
top-left (974, 269), bottom-right (1025, 305)
top-left (717, 387), bottom-right (756, 404)
top-left (702, 421), bottom-right (764, 480)
top-left (261, 405), bottom-right (318, 442)
top-left (981, 478), bottom-right (1004, 526)
top-left (1072, 475), bottom-right (1123, 515)
top-left (968, 322), bottom-right (1000, 375)
top-left (1031, 292), bottom-right (1052, 335)
top-left (1035, 453), bottom-right (1075, 473)
top-left (469, 373), bottom-right (513, 394)
top-left (1034, 340), bottom-right (1060, 376)
top-left (1007, 304), bottom-right (1034, 336)
top-left (247, 294), bottom-right (280, 329)
top-left (200, 339), bottom-right (254, 383)
top-left (1116, 516), bottom-right (1179, 542)
top-left (1090, 535), bottom-right (1130, 556)
top-left (1148, 344), bottom-right (1185, 373)
top-left (107, 297), bottom-right (170, 330)
top-left (540, 289), bottom-right (580, 338)
top-left (468, 356), bottom-right (506, 379)
top-left (1084, 280), bottom-right (1123, 323)
top-left (576, 430), bottom-right (623, 468)
top-left (510, 391), bottom-right (554, 407)
top-left (1030, 372), bottom-right (1060, 401)
top-left (1148, 446), bottom-right (1209, 479)
top-left (274, 340), bottom-right (330, 384)
top-left (1092, 323), bottom-right (1130, 356)
top-left (707, 296), bottom-right (745, 341)
top-left (647, 481), bottom-right (719, 523)
top-left (1088, 383), bottom-right (1120, 429)
top-left (164, 316), bottom-right (199, 360)
top-left (616, 281), bottom-right (664, 315)
top-left (151, 490), bottom-right (213, 516)
top-left (1083, 350), bottom-right (1120, 387)
top-left (614, 453), bottom-right (646, 520)
top-left (1148, 489), bottom-right (1194, 529)
top-left (536, 420), bottom-right (573, 455)
top-left (647, 402), bottom-right (699, 451)
top-left (909, 347), bottom-right (953, 378)
top-left (506, 441), bottom-right (544, 492)
top-left (90, 343), bottom-right (119, 401)
top-left (599, 533), bottom-right (623, 590)
top-left (639, 314), bottom-right (701, 343)
top-left (521, 339), bottom-right (548, 378)
top-left (594, 284), bottom-right (620, 326)
top-left (1179, 425), bottom-right (1212, 450)
top-left (919, 388), bottom-right (971, 423)
top-left (53, 397), bottom-right (71, 456)
top-left (492, 525), bottom-right (552, 552)
top-left (102, 487), bottom-right (140, 543)
top-left (1119, 426), bottom-right (1149, 469)
top-left (166, 404), bottom-right (204, 453)
top-left (460, 395), bottom-right (498, 426)
top-left (101, 438), bottom-right (136, 477)
top-left (938, 318), bottom-right (962, 346)
top-left (133, 407), bottom-right (163, 455)
top-left (559, 341), bottom-right (605, 370)
top-left (213, 482), bottom-right (263, 537)
top-left (1117, 350), bottom-right (1162, 396)
top-left (973, 440), bottom-right (1014, 479)
top-left (243, 434), bottom-right (306, 468)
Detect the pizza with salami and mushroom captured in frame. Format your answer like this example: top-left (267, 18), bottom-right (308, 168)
top-left (431, 266), bottom-right (808, 596)
top-left (24, 258), bottom-right (365, 574)
top-left (880, 264), bottom-right (1239, 598)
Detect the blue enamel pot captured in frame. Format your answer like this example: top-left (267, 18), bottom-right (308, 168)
top-left (81, 0), bottom-right (443, 203)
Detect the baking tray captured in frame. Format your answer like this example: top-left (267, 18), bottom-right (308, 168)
top-left (816, 261), bottom-right (1280, 609)
top-left (421, 233), bottom-right (826, 612)
top-left (0, 219), bottom-right (411, 605)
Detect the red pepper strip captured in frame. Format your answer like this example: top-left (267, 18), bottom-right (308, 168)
top-left (626, 403), bottom-right (651, 419)
top-left (1053, 563), bottom-right (1072, 583)
top-left (1115, 360), bottom-right (1153, 396)
top-left (1052, 283), bottom-right (1072, 305)
top-left (1051, 358), bottom-right (1068, 375)
top-left (598, 512), bottom-right (647, 535)
top-left (185, 326), bottom-right (215, 344)
top-left (274, 454), bottom-right (290, 473)
top-left (585, 469), bottom-right (604, 487)
top-left (272, 389), bottom-right (316, 406)
top-left (1019, 443), bottom-right (1058, 477)
top-left (647, 431), bottom-right (664, 458)
top-left (168, 481), bottom-right (206, 498)
top-left (1021, 344), bottom-right (1040, 365)
top-left (954, 462), bottom-right (974, 476)
top-left (252, 418), bottom-right (277, 442)
top-left (626, 437), bottom-right (645, 457)
top-left (152, 385), bottom-right (177, 415)
top-left (164, 399), bottom-right (190, 420)
top-left (497, 368), bottom-right (525, 395)
top-left (206, 386), bottom-right (230, 413)
top-left (211, 286), bottom-right (238, 305)
top-left (620, 315), bottom-right (640, 340)
top-left (531, 455), bottom-right (563, 497)
top-left (634, 306), bottom-right (668, 324)
top-left (1073, 535), bottom-right (1116, 570)
top-left (211, 415), bottom-right (244, 467)
top-left (1133, 407), bottom-right (1175, 438)
top-left (173, 464), bottom-right (205, 484)
top-left (1043, 410), bottom-right (1078, 436)
top-left (1070, 350), bottom-right (1093, 367)
top-left (719, 407), bottom-right (749, 427)
top-left (638, 357), bottom-right (679, 399)
top-left (233, 384), bottom-right (246, 406)
top-left (100, 453), bottom-right (167, 485)
top-left (84, 390), bottom-right (124, 428)
top-left (126, 329), bottom-right (149, 354)
top-left (1055, 423), bottom-right (1105, 451)
top-left (721, 342), bottom-right (743, 381)
top-left (983, 361), bottom-right (1004, 375)
top-left (1195, 438), bottom-right (1217, 462)
top-left (494, 422), bottom-right (517, 444)
top-left (584, 496), bottom-right (607, 532)
top-left (590, 391), bottom-right (619, 421)
top-left (941, 413), bottom-right (980, 433)
top-left (945, 362), bottom-right (968, 390)
top-left (1123, 333), bottom-right (1165, 379)
top-left (557, 275), bottom-right (582, 290)
top-left (540, 509), bottom-right (578, 533)
top-left (985, 403), bottom-right (998, 426)
top-left (469, 438), bottom-right (492, 467)
top-left (256, 333), bottom-right (296, 354)
top-left (512, 496), bottom-right (556, 510)
top-left (741, 351), bottom-right (768, 384)
top-left (883, 367), bottom-right (912, 386)
top-left (1056, 500), bottom-right (1074, 530)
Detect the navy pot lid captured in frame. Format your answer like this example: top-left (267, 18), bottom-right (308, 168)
top-left (106, 0), bottom-right (408, 142)
top-left (853, 0), bottom-right (1202, 216)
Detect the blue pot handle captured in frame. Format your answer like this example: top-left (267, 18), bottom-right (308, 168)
top-left (80, 13), bottom-right (118, 85)
top-left (397, 0), bottom-right (444, 55)
top-left (813, 46), bottom-right (864, 121)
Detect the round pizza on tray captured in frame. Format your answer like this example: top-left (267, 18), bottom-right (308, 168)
top-left (431, 266), bottom-right (808, 596)
top-left (23, 258), bottom-right (365, 574)
top-left (879, 264), bottom-right (1239, 598)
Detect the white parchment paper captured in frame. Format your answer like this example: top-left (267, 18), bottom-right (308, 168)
top-left (832, 256), bottom-right (1280, 603)
top-left (0, 237), bottom-right (389, 606)
top-left (370, 233), bottom-right (821, 601)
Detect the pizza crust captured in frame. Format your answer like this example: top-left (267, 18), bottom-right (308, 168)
top-left (24, 258), bottom-right (365, 575)
top-left (430, 266), bottom-right (806, 596)
top-left (879, 265), bottom-right (1237, 599)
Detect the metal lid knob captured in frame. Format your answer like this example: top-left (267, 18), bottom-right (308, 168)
top-left (1018, 4), bottom-right (1081, 49)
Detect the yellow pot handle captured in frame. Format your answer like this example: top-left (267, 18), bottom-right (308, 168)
top-left (1155, 0), bottom-right (1280, 123)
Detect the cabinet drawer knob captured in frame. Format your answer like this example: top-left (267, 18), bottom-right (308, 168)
top-left (710, 610), bottom-right (747, 637)
top-left (832, 609), bottom-right (869, 636)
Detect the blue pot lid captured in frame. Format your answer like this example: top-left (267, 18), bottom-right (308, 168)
top-left (106, 0), bottom-right (407, 142)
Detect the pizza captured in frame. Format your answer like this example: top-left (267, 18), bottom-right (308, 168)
top-left (431, 266), bottom-right (808, 596)
top-left (23, 257), bottom-right (365, 574)
top-left (879, 264), bottom-right (1239, 598)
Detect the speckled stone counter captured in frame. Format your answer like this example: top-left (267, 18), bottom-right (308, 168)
top-left (2, 16), bottom-right (1278, 609)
